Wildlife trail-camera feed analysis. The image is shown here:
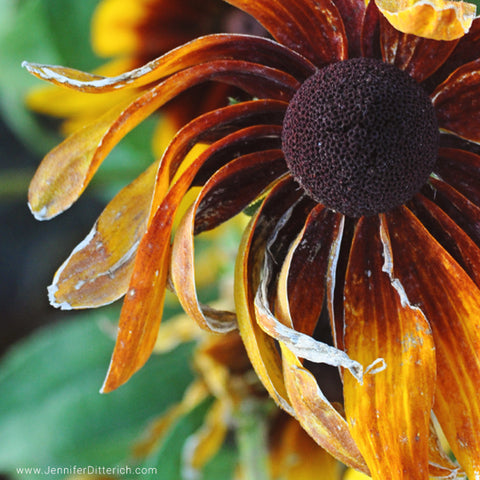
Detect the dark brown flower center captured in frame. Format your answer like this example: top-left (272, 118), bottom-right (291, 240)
top-left (282, 57), bottom-right (439, 217)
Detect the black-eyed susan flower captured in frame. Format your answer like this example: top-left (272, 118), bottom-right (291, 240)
top-left (24, 0), bottom-right (480, 477)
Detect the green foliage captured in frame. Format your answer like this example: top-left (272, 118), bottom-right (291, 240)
top-left (0, 311), bottom-right (195, 478)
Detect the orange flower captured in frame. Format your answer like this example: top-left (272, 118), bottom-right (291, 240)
top-left (24, 0), bottom-right (480, 477)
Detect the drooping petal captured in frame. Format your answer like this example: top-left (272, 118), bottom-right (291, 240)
top-left (223, 0), bottom-right (348, 65)
top-left (343, 215), bottom-right (435, 480)
top-left (48, 161), bottom-right (157, 309)
top-left (385, 206), bottom-right (480, 479)
top-left (432, 58), bottom-right (480, 143)
top-left (281, 347), bottom-right (369, 474)
top-left (171, 147), bottom-right (286, 332)
top-left (234, 176), bottom-right (303, 414)
top-left (380, 14), bottom-right (458, 82)
top-left (101, 126), bottom-right (281, 392)
top-left (28, 62), bottom-right (297, 220)
top-left (375, 0), bottom-right (476, 41)
top-left (149, 99), bottom-right (287, 217)
top-left (23, 34), bottom-right (314, 92)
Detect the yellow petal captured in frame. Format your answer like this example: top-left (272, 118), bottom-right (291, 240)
top-left (49, 161), bottom-right (157, 309)
top-left (375, 0), bottom-right (476, 40)
top-left (270, 415), bottom-right (342, 480)
top-left (343, 215), bottom-right (435, 480)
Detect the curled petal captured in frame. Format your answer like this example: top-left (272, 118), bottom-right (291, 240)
top-left (385, 206), bottom-right (480, 479)
top-left (171, 147), bottom-right (286, 332)
top-left (375, 0), bottom-right (476, 40)
top-left (432, 58), bottom-right (480, 144)
top-left (23, 34), bottom-right (314, 92)
top-left (234, 177), bottom-right (303, 414)
top-left (102, 126), bottom-right (278, 391)
top-left (224, 0), bottom-right (348, 65)
top-left (49, 162), bottom-right (157, 309)
top-left (343, 215), bottom-right (436, 479)
top-left (281, 347), bottom-right (369, 474)
top-left (29, 62), bottom-right (296, 220)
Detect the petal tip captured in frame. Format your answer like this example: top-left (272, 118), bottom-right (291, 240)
top-left (47, 283), bottom-right (73, 310)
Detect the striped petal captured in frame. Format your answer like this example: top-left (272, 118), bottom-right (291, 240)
top-left (234, 177), bottom-right (302, 414)
top-left (432, 58), bottom-right (480, 143)
top-left (343, 215), bottom-right (435, 480)
top-left (375, 0), bottom-right (476, 40)
top-left (223, 0), bottom-right (348, 65)
top-left (385, 206), bottom-right (480, 479)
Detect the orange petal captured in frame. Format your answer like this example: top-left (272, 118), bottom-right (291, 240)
top-left (224, 0), bottom-right (348, 66)
top-left (23, 34), bottom-right (314, 92)
top-left (375, 0), bottom-right (476, 40)
top-left (385, 206), bottom-right (480, 478)
top-left (380, 14), bottom-right (459, 82)
top-left (49, 162), bottom-right (157, 309)
top-left (343, 215), bottom-right (435, 480)
top-left (281, 347), bottom-right (369, 474)
top-left (171, 148), bottom-right (286, 332)
top-left (432, 58), bottom-right (480, 143)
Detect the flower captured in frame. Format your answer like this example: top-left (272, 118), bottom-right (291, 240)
top-left (24, 0), bottom-right (480, 478)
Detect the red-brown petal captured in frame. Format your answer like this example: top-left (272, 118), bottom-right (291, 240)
top-left (385, 206), bottom-right (480, 478)
top-left (434, 147), bottom-right (480, 206)
top-left (432, 58), bottom-right (480, 143)
top-left (343, 215), bottom-right (435, 480)
top-left (223, 0), bottom-right (348, 65)
top-left (285, 206), bottom-right (343, 336)
top-left (409, 193), bottom-right (480, 287)
top-left (380, 15), bottom-right (459, 82)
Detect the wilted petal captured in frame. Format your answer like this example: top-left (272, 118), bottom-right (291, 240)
top-left (334, 0), bottom-right (367, 58)
top-left (102, 126), bottom-right (275, 391)
top-left (171, 147), bottom-right (286, 332)
top-left (375, 0), bottom-right (476, 40)
top-left (49, 162), bottom-right (157, 309)
top-left (380, 15), bottom-right (458, 82)
top-left (29, 63), bottom-right (296, 220)
top-left (385, 206), bottom-right (480, 478)
top-left (432, 59), bottom-right (480, 143)
top-left (224, 0), bottom-right (348, 65)
top-left (281, 347), bottom-right (369, 474)
top-left (343, 215), bottom-right (435, 480)
top-left (23, 34), bottom-right (314, 92)
top-left (234, 177), bottom-right (302, 414)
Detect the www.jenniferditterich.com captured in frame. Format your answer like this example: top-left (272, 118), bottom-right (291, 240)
top-left (15, 465), bottom-right (158, 476)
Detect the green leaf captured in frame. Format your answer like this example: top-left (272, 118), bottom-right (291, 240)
top-left (0, 309), bottom-right (195, 478)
